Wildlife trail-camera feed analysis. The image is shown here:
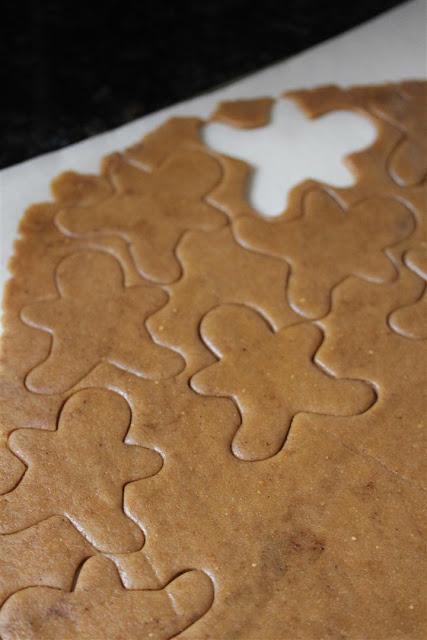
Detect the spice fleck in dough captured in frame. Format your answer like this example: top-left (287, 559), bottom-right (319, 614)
top-left (0, 81), bottom-right (426, 638)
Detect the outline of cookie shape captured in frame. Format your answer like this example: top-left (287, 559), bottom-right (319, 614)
top-left (191, 304), bottom-right (374, 460)
top-left (369, 81), bottom-right (427, 186)
top-left (285, 82), bottom-right (427, 208)
top-left (51, 170), bottom-right (114, 206)
top-left (0, 516), bottom-right (94, 606)
top-left (316, 272), bottom-right (426, 487)
top-left (148, 226), bottom-right (300, 374)
top-left (21, 251), bottom-right (183, 394)
top-left (389, 246), bottom-right (427, 339)
top-left (1, 81), bottom-right (426, 639)
top-left (123, 402), bottom-right (427, 640)
top-left (0, 389), bottom-right (162, 552)
top-left (56, 149), bottom-right (227, 283)
top-left (235, 190), bottom-right (413, 318)
top-left (0, 556), bottom-right (214, 640)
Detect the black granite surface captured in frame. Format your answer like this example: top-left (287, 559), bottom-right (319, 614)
top-left (1, 0), bottom-right (404, 169)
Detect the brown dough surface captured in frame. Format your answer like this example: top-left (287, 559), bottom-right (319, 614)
top-left (125, 116), bottom-right (204, 170)
top-left (0, 557), bottom-right (213, 640)
top-left (0, 80), bottom-right (426, 638)
top-left (122, 416), bottom-right (427, 640)
top-left (0, 517), bottom-right (94, 606)
top-left (316, 271), bottom-right (427, 488)
top-left (210, 97), bottom-right (274, 128)
top-left (22, 251), bottom-right (183, 393)
top-left (235, 190), bottom-right (413, 318)
top-left (0, 389), bottom-right (162, 552)
top-left (148, 226), bottom-right (299, 374)
top-left (191, 304), bottom-right (374, 460)
top-left (57, 149), bottom-right (227, 283)
top-left (285, 83), bottom-right (427, 254)
top-left (389, 246), bottom-right (427, 338)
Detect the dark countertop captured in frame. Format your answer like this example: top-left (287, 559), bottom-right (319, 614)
top-left (1, 0), bottom-right (403, 169)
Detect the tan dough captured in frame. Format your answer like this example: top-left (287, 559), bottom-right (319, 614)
top-left (21, 250), bottom-right (183, 393)
top-left (1, 80), bottom-right (426, 638)
top-left (285, 83), bottom-right (427, 254)
top-left (148, 226), bottom-right (299, 374)
top-left (0, 178), bottom-right (143, 493)
top-left (121, 404), bottom-right (427, 640)
top-left (316, 270), bottom-right (426, 487)
top-left (0, 389), bottom-right (162, 552)
top-left (0, 557), bottom-right (213, 640)
top-left (210, 97), bottom-right (274, 128)
top-left (369, 81), bottom-right (427, 185)
top-left (389, 246), bottom-right (427, 338)
top-left (191, 304), bottom-right (374, 459)
top-left (56, 150), bottom-right (227, 283)
top-left (0, 517), bottom-right (94, 605)
top-left (235, 189), bottom-right (413, 318)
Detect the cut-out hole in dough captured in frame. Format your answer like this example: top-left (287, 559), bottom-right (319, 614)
top-left (203, 98), bottom-right (376, 217)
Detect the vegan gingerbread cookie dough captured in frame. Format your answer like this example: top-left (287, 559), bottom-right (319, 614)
top-left (0, 81), bottom-right (426, 639)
